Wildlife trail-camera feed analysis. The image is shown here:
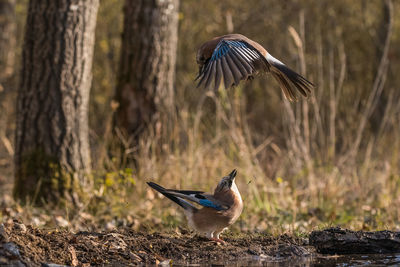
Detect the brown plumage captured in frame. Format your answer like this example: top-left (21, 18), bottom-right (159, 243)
top-left (196, 34), bottom-right (314, 101)
top-left (147, 169), bottom-right (242, 242)
top-left (189, 185), bottom-right (242, 240)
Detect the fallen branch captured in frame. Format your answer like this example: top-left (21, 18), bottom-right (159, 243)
top-left (310, 227), bottom-right (400, 254)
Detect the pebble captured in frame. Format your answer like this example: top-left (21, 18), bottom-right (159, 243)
top-left (0, 224), bottom-right (8, 242)
top-left (14, 223), bottom-right (27, 233)
top-left (3, 242), bottom-right (21, 258)
top-left (41, 264), bottom-right (71, 267)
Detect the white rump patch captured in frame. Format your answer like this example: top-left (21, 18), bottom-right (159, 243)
top-left (266, 53), bottom-right (285, 66)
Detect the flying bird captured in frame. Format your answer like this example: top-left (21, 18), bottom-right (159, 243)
top-left (147, 169), bottom-right (242, 243)
top-left (195, 34), bottom-right (314, 101)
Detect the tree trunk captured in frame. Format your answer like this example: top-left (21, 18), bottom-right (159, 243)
top-left (0, 0), bottom-right (16, 87)
top-left (114, 0), bottom-right (179, 138)
top-left (370, 0), bottom-right (393, 133)
top-left (0, 0), bottom-right (16, 158)
top-left (14, 0), bottom-right (99, 205)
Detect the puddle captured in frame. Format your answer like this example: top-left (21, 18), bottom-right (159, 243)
top-left (313, 254), bottom-right (400, 266)
top-left (175, 257), bottom-right (313, 266)
top-left (176, 254), bottom-right (400, 266)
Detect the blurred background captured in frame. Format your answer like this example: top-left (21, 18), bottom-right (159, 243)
top-left (0, 0), bottom-right (399, 234)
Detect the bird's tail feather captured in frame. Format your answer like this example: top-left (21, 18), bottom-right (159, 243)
top-left (267, 56), bottom-right (314, 101)
top-left (147, 182), bottom-right (198, 212)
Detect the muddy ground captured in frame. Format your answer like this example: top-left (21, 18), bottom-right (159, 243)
top-left (0, 222), bottom-right (314, 266)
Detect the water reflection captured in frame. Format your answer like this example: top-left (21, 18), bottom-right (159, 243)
top-left (313, 254), bottom-right (400, 266)
top-left (177, 254), bottom-right (400, 266)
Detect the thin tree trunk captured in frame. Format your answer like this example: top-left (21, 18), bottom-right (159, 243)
top-left (14, 0), bottom-right (99, 205)
top-left (114, 0), bottom-right (179, 139)
top-left (370, 0), bottom-right (393, 133)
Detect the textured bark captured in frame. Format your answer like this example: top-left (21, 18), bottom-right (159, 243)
top-left (0, 0), bottom-right (16, 85)
top-left (0, 0), bottom-right (16, 156)
top-left (310, 227), bottom-right (400, 254)
top-left (14, 0), bottom-right (99, 205)
top-left (114, 0), bottom-right (179, 137)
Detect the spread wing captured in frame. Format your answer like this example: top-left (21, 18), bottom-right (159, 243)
top-left (196, 40), bottom-right (269, 90)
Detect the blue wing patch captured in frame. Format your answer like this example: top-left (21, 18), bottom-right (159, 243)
top-left (199, 199), bottom-right (225, 211)
top-left (210, 40), bottom-right (250, 62)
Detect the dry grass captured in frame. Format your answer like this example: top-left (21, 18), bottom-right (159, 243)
top-left (1, 0), bottom-right (400, 236)
top-left (68, 75), bottom-right (400, 235)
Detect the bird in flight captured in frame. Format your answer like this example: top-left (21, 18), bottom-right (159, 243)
top-left (147, 169), bottom-right (242, 243)
top-left (196, 34), bottom-right (314, 101)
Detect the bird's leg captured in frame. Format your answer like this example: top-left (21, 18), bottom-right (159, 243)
top-left (206, 232), bottom-right (223, 244)
top-left (207, 231), bottom-right (226, 244)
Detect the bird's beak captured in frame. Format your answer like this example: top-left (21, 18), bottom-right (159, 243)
top-left (228, 169), bottom-right (237, 182)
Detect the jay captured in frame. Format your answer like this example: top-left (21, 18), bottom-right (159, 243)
top-left (196, 34), bottom-right (314, 101)
top-left (147, 169), bottom-right (243, 243)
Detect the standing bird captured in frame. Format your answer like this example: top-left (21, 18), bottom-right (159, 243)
top-left (147, 169), bottom-right (242, 243)
top-left (196, 34), bottom-right (314, 101)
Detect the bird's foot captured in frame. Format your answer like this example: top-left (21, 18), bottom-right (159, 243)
top-left (209, 237), bottom-right (226, 244)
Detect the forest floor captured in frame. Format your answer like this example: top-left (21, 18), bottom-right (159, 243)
top-left (3, 222), bottom-right (400, 266)
top-left (0, 222), bottom-right (315, 266)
